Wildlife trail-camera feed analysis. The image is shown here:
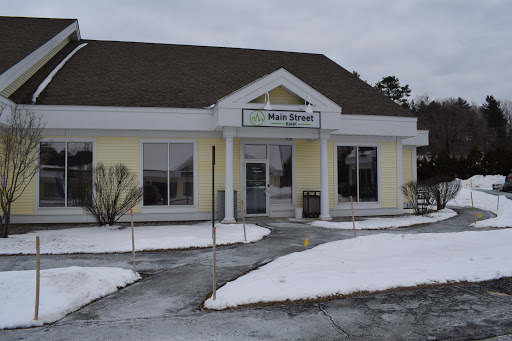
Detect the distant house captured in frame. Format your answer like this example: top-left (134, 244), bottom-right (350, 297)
top-left (0, 16), bottom-right (428, 223)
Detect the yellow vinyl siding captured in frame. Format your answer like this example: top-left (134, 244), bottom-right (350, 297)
top-left (11, 180), bottom-right (35, 214)
top-left (97, 137), bottom-right (140, 212)
top-left (381, 142), bottom-right (398, 208)
top-left (402, 148), bottom-right (413, 202)
top-left (1, 36), bottom-right (71, 98)
top-left (197, 138), bottom-right (241, 213)
top-left (295, 140), bottom-right (320, 208)
top-left (250, 86), bottom-right (304, 105)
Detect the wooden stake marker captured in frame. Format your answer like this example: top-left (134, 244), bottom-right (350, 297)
top-left (350, 196), bottom-right (356, 238)
top-left (242, 199), bottom-right (247, 241)
top-left (131, 209), bottom-right (136, 274)
top-left (470, 191), bottom-right (476, 224)
top-left (34, 236), bottom-right (40, 321)
top-left (497, 188), bottom-right (500, 210)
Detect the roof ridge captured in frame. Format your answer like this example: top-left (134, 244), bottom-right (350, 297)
top-left (0, 16), bottom-right (77, 21)
top-left (81, 39), bottom-right (326, 56)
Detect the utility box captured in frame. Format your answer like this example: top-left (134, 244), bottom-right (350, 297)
top-left (217, 190), bottom-right (237, 221)
top-left (303, 191), bottom-right (320, 218)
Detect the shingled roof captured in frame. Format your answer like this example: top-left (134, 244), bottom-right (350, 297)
top-left (9, 38), bottom-right (414, 118)
top-left (0, 16), bottom-right (77, 75)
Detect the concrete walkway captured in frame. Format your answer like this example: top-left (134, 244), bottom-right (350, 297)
top-left (1, 207), bottom-right (511, 340)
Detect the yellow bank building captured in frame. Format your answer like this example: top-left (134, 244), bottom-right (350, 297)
top-left (0, 16), bottom-right (428, 224)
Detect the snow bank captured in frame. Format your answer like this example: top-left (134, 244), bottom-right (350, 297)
top-left (448, 188), bottom-right (512, 228)
top-left (0, 267), bottom-right (140, 329)
top-left (458, 174), bottom-right (505, 190)
top-left (312, 208), bottom-right (457, 229)
top-left (0, 222), bottom-right (270, 255)
top-left (204, 229), bottom-right (512, 310)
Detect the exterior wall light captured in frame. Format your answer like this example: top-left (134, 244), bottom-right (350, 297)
top-left (301, 95), bottom-right (313, 114)
top-left (262, 92), bottom-right (272, 110)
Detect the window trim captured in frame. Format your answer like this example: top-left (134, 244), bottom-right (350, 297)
top-left (35, 138), bottom-right (97, 215)
top-left (334, 142), bottom-right (381, 210)
top-left (139, 139), bottom-right (198, 213)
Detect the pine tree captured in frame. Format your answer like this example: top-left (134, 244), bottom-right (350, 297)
top-left (374, 76), bottom-right (411, 109)
top-left (480, 95), bottom-right (507, 143)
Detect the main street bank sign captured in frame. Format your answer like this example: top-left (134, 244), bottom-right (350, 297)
top-left (242, 109), bottom-right (320, 128)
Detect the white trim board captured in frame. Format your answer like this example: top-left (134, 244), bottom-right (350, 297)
top-left (0, 21), bottom-right (80, 92)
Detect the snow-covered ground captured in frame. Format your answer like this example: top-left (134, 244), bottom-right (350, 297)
top-left (449, 189), bottom-right (512, 228)
top-left (204, 229), bottom-right (512, 310)
top-left (312, 208), bottom-right (457, 229)
top-left (313, 175), bottom-right (510, 230)
top-left (204, 175), bottom-right (511, 310)
top-left (2, 175), bottom-right (510, 327)
top-left (0, 267), bottom-right (139, 329)
top-left (0, 222), bottom-right (270, 255)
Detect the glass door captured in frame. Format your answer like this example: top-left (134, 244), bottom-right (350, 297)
top-left (245, 162), bottom-right (268, 215)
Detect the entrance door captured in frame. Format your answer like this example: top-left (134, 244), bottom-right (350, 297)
top-left (245, 162), bottom-right (268, 215)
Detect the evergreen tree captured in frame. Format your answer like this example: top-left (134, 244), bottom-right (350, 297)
top-left (374, 76), bottom-right (411, 109)
top-left (480, 95), bottom-right (507, 144)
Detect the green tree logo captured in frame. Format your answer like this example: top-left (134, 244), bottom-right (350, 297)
top-left (249, 110), bottom-right (265, 126)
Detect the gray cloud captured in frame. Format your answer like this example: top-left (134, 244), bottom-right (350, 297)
top-left (4, 0), bottom-right (511, 104)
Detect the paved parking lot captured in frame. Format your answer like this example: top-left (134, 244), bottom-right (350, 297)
top-left (1, 207), bottom-right (511, 340)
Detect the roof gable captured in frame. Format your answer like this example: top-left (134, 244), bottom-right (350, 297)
top-left (250, 86), bottom-right (303, 105)
top-left (0, 16), bottom-right (77, 75)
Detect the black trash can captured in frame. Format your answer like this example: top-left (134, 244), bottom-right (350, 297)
top-left (303, 191), bottom-right (320, 218)
top-left (217, 190), bottom-right (237, 221)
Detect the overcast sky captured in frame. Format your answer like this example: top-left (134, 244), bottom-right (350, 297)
top-left (4, 0), bottom-right (511, 105)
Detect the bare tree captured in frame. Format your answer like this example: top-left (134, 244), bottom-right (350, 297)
top-left (0, 104), bottom-right (46, 238)
top-left (416, 97), bottom-right (489, 156)
top-left (71, 162), bottom-right (142, 226)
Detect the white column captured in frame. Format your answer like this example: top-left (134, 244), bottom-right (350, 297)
top-left (319, 131), bottom-right (331, 220)
top-left (397, 137), bottom-right (403, 214)
top-left (222, 128), bottom-right (236, 223)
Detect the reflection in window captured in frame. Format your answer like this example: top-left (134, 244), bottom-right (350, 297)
top-left (143, 144), bottom-right (168, 206)
top-left (337, 146), bottom-right (378, 203)
top-left (143, 143), bottom-right (194, 206)
top-left (39, 142), bottom-right (93, 207)
top-left (358, 147), bottom-right (378, 202)
top-left (337, 146), bottom-right (357, 203)
top-left (269, 145), bottom-right (292, 204)
top-left (244, 144), bottom-right (266, 159)
top-left (169, 144), bottom-right (194, 205)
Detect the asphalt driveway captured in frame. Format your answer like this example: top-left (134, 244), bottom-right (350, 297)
top-left (1, 207), bottom-right (511, 340)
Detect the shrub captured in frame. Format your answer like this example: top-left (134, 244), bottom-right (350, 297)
top-left (71, 162), bottom-right (142, 226)
top-left (401, 181), bottom-right (435, 215)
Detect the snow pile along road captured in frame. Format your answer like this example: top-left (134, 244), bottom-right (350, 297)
top-left (457, 174), bottom-right (505, 190)
top-left (0, 267), bottom-right (140, 329)
top-left (204, 229), bottom-right (512, 310)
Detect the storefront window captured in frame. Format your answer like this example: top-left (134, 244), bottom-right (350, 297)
top-left (39, 142), bottom-right (93, 207)
top-left (337, 146), bottom-right (378, 203)
top-left (269, 145), bottom-right (292, 204)
top-left (143, 142), bottom-right (194, 206)
top-left (244, 144), bottom-right (266, 159)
